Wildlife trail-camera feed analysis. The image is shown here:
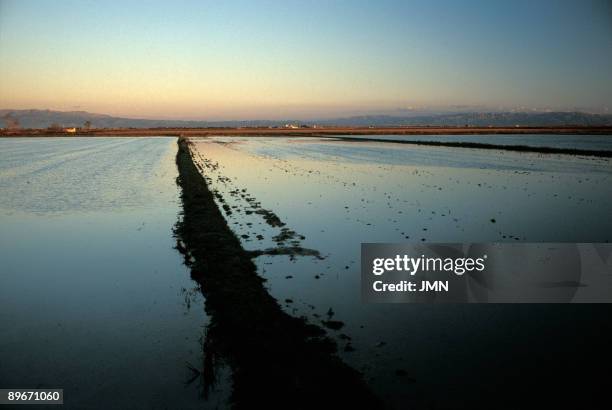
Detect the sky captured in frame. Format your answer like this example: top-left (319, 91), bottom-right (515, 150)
top-left (1, 0), bottom-right (611, 120)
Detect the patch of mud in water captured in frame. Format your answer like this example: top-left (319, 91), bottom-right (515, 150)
top-left (174, 138), bottom-right (381, 408)
top-left (189, 143), bottom-right (322, 261)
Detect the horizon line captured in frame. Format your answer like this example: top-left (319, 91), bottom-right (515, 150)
top-left (2, 107), bottom-right (611, 123)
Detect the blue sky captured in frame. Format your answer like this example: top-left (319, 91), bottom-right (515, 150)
top-left (1, 0), bottom-right (611, 119)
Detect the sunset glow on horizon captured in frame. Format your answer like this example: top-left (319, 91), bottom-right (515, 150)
top-left (1, 0), bottom-right (611, 120)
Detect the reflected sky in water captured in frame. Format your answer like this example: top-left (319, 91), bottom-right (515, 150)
top-left (336, 134), bottom-right (612, 152)
top-left (191, 136), bottom-right (612, 409)
top-left (0, 138), bottom-right (229, 409)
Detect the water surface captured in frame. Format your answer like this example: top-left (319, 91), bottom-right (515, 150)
top-left (0, 137), bottom-right (229, 409)
top-left (337, 133), bottom-right (612, 151)
top-left (190, 135), bottom-right (612, 409)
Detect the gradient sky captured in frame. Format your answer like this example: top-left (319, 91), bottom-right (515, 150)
top-left (1, 0), bottom-right (611, 120)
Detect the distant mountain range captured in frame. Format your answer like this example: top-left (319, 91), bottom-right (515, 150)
top-left (2, 109), bottom-right (612, 129)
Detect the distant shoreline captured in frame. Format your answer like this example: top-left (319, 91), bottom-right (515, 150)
top-left (3, 126), bottom-right (612, 157)
top-left (2, 125), bottom-right (612, 137)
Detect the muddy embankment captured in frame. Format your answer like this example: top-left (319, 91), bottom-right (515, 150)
top-left (174, 137), bottom-right (382, 409)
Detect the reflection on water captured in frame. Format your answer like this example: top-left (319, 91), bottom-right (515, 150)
top-left (0, 138), bottom-right (229, 409)
top-left (338, 133), bottom-right (612, 152)
top-left (190, 136), bottom-right (612, 409)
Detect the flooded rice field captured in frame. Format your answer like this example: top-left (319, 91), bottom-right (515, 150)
top-left (1, 135), bottom-right (611, 409)
top-left (189, 135), bottom-right (612, 409)
top-left (0, 138), bottom-right (229, 409)
top-left (339, 133), bottom-right (612, 152)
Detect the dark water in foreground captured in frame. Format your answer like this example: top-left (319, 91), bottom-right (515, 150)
top-left (0, 138), bottom-right (229, 409)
